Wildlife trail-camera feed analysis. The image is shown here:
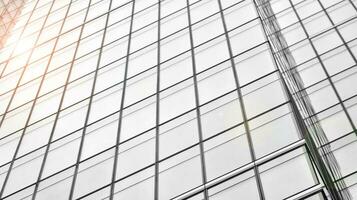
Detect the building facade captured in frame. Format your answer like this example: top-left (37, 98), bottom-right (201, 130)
top-left (0, 0), bottom-right (356, 199)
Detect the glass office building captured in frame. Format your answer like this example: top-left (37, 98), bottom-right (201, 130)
top-left (0, 0), bottom-right (356, 199)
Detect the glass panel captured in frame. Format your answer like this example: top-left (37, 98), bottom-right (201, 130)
top-left (73, 149), bottom-right (114, 199)
top-left (307, 80), bottom-right (339, 113)
top-left (331, 133), bottom-right (357, 177)
top-left (318, 105), bottom-right (353, 141)
top-left (159, 111), bottom-right (199, 159)
top-left (0, 103), bottom-right (32, 137)
top-left (160, 51), bottom-right (192, 90)
top-left (132, 4), bottom-right (158, 32)
top-left (95, 59), bottom-right (125, 94)
top-left (334, 67), bottom-right (357, 100)
top-left (160, 8), bottom-right (187, 38)
top-left (0, 131), bottom-right (20, 166)
top-left (160, 29), bottom-right (190, 62)
top-left (303, 12), bottom-right (331, 36)
top-left (18, 116), bottom-right (54, 157)
top-left (36, 167), bottom-right (74, 200)
top-left (130, 23), bottom-right (157, 53)
top-left (312, 29), bottom-right (342, 55)
top-left (81, 114), bottom-right (118, 160)
top-left (53, 100), bottom-right (88, 140)
top-left (100, 37), bottom-right (128, 68)
top-left (322, 46), bottom-right (354, 76)
top-left (260, 147), bottom-right (317, 200)
top-left (70, 50), bottom-right (99, 83)
top-left (42, 130), bottom-right (81, 178)
top-left (338, 18), bottom-right (357, 41)
top-left (189, 0), bottom-right (219, 24)
top-left (105, 16), bottom-right (131, 45)
top-left (128, 44), bottom-right (157, 78)
top-left (76, 31), bottom-right (104, 59)
top-left (124, 67), bottom-right (156, 106)
top-left (30, 90), bottom-right (62, 124)
top-left (296, 0), bottom-right (321, 18)
top-left (208, 170), bottom-right (260, 200)
top-left (201, 92), bottom-right (242, 139)
top-left (192, 13), bottom-right (224, 46)
top-left (10, 79), bottom-right (40, 110)
top-left (290, 41), bottom-right (315, 65)
top-left (113, 167), bottom-right (154, 200)
top-left (40, 64), bottom-right (69, 97)
top-left (228, 19), bottom-right (265, 56)
top-left (223, 0), bottom-right (257, 31)
top-left (120, 97), bottom-right (156, 141)
top-left (250, 104), bottom-right (300, 158)
top-left (89, 83), bottom-right (122, 124)
top-left (242, 73), bottom-right (286, 118)
top-left (197, 60), bottom-right (236, 104)
top-left (298, 59), bottom-right (326, 87)
top-left (62, 74), bottom-right (94, 108)
top-left (194, 35), bottom-right (229, 73)
top-left (116, 130), bottom-right (155, 180)
top-left (328, 1), bottom-right (355, 24)
top-left (3, 148), bottom-right (44, 196)
top-left (159, 79), bottom-right (195, 123)
top-left (234, 43), bottom-right (275, 86)
top-left (204, 125), bottom-right (251, 181)
top-left (158, 146), bottom-right (203, 200)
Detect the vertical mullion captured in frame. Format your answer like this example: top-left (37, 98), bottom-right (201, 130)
top-left (67, 0), bottom-right (114, 199)
top-left (109, 1), bottom-right (136, 199)
top-left (30, 0), bottom-right (78, 199)
top-left (0, 0), bottom-right (58, 197)
top-left (154, 0), bottom-right (161, 199)
top-left (216, 0), bottom-right (266, 199)
top-left (184, 0), bottom-right (209, 199)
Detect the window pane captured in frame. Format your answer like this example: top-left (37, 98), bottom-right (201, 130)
top-left (204, 125), bottom-right (251, 181)
top-left (260, 147), bottom-right (318, 200)
top-left (208, 170), bottom-right (260, 200)
top-left (160, 79), bottom-right (195, 123)
top-left (74, 149), bottom-right (114, 199)
top-left (201, 92), bottom-right (243, 139)
top-left (159, 111), bottom-right (199, 159)
top-left (159, 146), bottom-right (203, 200)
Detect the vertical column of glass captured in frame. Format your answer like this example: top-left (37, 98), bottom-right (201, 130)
top-left (215, 0), bottom-right (266, 199)
top-left (109, 1), bottom-right (136, 199)
top-left (185, 0), bottom-right (213, 199)
top-left (30, 0), bottom-right (78, 199)
top-left (66, 0), bottom-right (114, 199)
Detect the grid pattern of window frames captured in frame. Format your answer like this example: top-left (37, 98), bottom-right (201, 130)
top-left (0, 0), bottom-right (25, 48)
top-left (264, 0), bottom-right (357, 199)
top-left (0, 0), bottom-right (356, 199)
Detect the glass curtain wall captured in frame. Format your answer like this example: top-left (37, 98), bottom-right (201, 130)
top-left (0, 0), bottom-right (356, 199)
